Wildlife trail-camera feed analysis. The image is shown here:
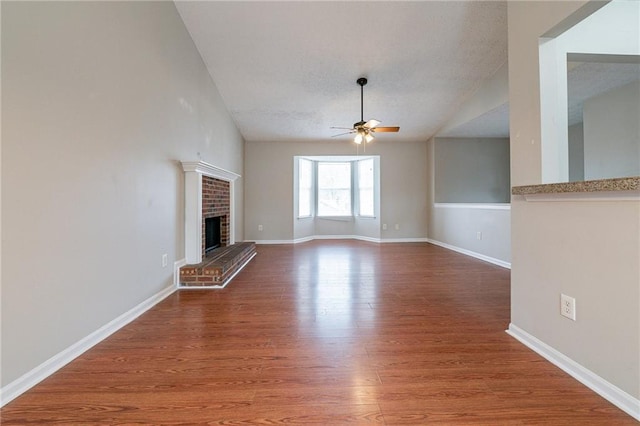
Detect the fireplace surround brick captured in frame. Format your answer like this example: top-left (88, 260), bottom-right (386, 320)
top-left (201, 176), bottom-right (230, 253)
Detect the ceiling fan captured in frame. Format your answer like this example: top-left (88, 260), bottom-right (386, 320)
top-left (332, 77), bottom-right (400, 144)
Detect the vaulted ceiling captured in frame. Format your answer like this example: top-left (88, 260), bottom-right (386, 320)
top-left (175, 1), bottom-right (508, 143)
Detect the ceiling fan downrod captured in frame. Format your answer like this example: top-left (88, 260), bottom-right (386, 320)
top-left (357, 77), bottom-right (367, 127)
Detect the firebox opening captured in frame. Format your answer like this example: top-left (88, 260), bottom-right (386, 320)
top-left (205, 216), bottom-right (221, 255)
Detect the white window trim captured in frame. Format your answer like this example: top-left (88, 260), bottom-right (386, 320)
top-left (297, 158), bottom-right (313, 219)
top-left (356, 158), bottom-right (375, 218)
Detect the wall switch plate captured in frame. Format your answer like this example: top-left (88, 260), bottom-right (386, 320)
top-left (395, 224), bottom-right (400, 230)
top-left (162, 254), bottom-right (168, 268)
top-left (477, 231), bottom-right (482, 240)
top-left (382, 224), bottom-right (387, 230)
top-left (561, 294), bottom-right (576, 321)
top-left (258, 224), bottom-right (263, 231)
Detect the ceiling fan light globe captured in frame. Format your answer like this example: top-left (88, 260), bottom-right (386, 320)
top-left (354, 133), bottom-right (364, 144)
top-left (365, 133), bottom-right (374, 143)
top-left (365, 119), bottom-right (381, 129)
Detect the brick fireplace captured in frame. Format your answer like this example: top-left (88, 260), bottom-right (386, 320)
top-left (180, 161), bottom-right (256, 289)
top-left (181, 161), bottom-right (239, 265)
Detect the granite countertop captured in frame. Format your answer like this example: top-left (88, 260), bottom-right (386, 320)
top-left (512, 176), bottom-right (640, 195)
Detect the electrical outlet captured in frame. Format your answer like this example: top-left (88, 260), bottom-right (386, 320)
top-left (162, 254), bottom-right (168, 268)
top-left (395, 224), bottom-right (400, 230)
top-left (382, 224), bottom-right (387, 230)
top-left (477, 231), bottom-right (482, 240)
top-left (560, 294), bottom-right (576, 321)
top-left (258, 224), bottom-right (263, 231)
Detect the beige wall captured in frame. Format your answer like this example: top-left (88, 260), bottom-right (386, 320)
top-left (1, 2), bottom-right (244, 387)
top-left (509, 0), bottom-right (639, 401)
top-left (244, 140), bottom-right (428, 242)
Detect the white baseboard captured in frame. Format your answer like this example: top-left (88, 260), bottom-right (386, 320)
top-left (174, 258), bottom-right (187, 288)
top-left (380, 237), bottom-right (430, 243)
top-left (507, 323), bottom-right (640, 421)
top-left (253, 239), bottom-right (298, 245)
top-left (0, 284), bottom-right (176, 407)
top-left (426, 238), bottom-right (511, 269)
top-left (252, 236), bottom-right (429, 245)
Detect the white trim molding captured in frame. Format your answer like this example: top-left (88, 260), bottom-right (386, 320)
top-left (0, 285), bottom-right (176, 407)
top-left (434, 203), bottom-right (511, 210)
top-left (181, 161), bottom-right (241, 265)
top-left (174, 258), bottom-right (187, 288)
top-left (181, 161), bottom-right (240, 181)
top-left (426, 238), bottom-right (511, 269)
top-left (507, 323), bottom-right (640, 421)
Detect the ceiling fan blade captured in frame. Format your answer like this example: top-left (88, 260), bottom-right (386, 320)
top-left (331, 131), bottom-right (355, 137)
top-left (330, 126), bottom-right (355, 130)
top-left (364, 119), bottom-right (381, 129)
top-left (372, 126), bottom-right (400, 133)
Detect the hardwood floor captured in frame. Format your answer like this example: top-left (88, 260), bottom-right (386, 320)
top-left (1, 241), bottom-right (635, 424)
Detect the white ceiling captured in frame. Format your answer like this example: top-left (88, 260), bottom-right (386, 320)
top-left (175, 1), bottom-right (508, 144)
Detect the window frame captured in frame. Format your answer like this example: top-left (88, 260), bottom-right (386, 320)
top-left (356, 158), bottom-right (375, 218)
top-left (297, 158), bottom-right (313, 219)
top-left (296, 156), bottom-right (378, 220)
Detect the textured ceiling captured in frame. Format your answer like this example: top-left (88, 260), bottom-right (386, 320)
top-left (175, 1), bottom-right (508, 143)
top-left (567, 62), bottom-right (640, 126)
top-left (437, 102), bottom-right (510, 138)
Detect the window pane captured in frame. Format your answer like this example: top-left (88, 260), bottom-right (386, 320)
top-left (317, 162), bottom-right (351, 216)
top-left (298, 159), bottom-right (312, 217)
top-left (358, 158), bottom-right (374, 216)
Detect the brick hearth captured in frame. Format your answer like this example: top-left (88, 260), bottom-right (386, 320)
top-left (180, 242), bottom-right (256, 288)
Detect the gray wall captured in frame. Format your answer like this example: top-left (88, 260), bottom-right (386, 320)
top-left (2, 2), bottom-right (245, 387)
top-left (244, 140), bottom-right (428, 242)
top-left (426, 138), bottom-right (511, 266)
top-left (568, 122), bottom-right (585, 182)
top-left (509, 0), bottom-right (639, 400)
top-left (434, 137), bottom-right (510, 203)
top-left (584, 80), bottom-right (640, 180)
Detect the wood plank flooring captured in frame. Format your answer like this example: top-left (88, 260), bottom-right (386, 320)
top-left (1, 241), bottom-right (636, 424)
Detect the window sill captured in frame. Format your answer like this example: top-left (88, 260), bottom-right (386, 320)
top-left (317, 216), bottom-right (353, 222)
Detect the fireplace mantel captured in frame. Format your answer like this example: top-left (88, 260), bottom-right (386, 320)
top-left (182, 161), bottom-right (240, 264)
top-left (182, 161), bottom-right (241, 181)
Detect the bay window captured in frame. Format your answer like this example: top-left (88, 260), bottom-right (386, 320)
top-left (297, 156), bottom-right (376, 219)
